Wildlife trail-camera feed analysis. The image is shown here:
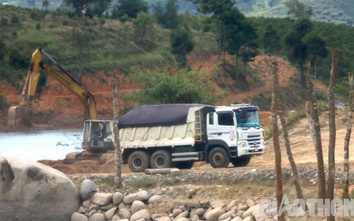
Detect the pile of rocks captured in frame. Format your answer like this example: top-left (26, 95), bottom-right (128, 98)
top-left (71, 179), bottom-right (276, 221)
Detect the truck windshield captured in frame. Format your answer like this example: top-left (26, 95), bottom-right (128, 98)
top-left (235, 109), bottom-right (261, 127)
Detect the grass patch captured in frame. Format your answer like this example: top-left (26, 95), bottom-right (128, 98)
top-left (251, 93), bottom-right (272, 111)
top-left (286, 109), bottom-right (307, 126)
top-left (92, 175), bottom-right (115, 190)
top-left (125, 176), bottom-right (157, 190)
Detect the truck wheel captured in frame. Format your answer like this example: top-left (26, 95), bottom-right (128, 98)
top-left (209, 147), bottom-right (230, 168)
top-left (150, 150), bottom-right (172, 169)
top-left (173, 161), bottom-right (194, 169)
top-left (128, 151), bottom-right (150, 172)
top-left (230, 156), bottom-right (251, 167)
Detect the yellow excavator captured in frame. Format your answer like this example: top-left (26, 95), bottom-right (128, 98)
top-left (8, 48), bottom-right (97, 127)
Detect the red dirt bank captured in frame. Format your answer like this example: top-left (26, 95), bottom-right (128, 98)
top-left (0, 55), bottom-right (312, 131)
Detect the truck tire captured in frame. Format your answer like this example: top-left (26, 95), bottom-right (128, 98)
top-left (209, 147), bottom-right (230, 168)
top-left (173, 161), bottom-right (194, 169)
top-left (230, 156), bottom-right (251, 167)
top-left (150, 150), bottom-right (172, 169)
top-left (128, 151), bottom-right (150, 172)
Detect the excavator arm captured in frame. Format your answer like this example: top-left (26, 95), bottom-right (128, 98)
top-left (8, 48), bottom-right (97, 127)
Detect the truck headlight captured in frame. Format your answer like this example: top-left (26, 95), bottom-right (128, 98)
top-left (239, 141), bottom-right (247, 148)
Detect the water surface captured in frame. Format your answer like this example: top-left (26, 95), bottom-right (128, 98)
top-left (0, 129), bottom-right (83, 161)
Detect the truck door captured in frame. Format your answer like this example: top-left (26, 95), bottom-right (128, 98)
top-left (207, 111), bottom-right (236, 144)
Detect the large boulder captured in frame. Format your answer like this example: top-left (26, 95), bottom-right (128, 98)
top-left (0, 155), bottom-right (80, 221)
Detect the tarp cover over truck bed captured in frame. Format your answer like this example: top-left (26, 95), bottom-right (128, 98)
top-left (119, 104), bottom-right (215, 128)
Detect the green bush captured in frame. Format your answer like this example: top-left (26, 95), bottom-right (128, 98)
top-left (0, 95), bottom-right (9, 110)
top-left (127, 68), bottom-right (216, 105)
top-left (0, 38), bottom-right (6, 60)
top-left (48, 23), bottom-right (55, 28)
top-left (8, 47), bottom-right (27, 69)
top-left (11, 13), bottom-right (20, 25)
top-left (1, 17), bottom-right (8, 26)
top-left (286, 109), bottom-right (306, 126)
top-left (62, 20), bottom-right (69, 26)
top-left (30, 10), bottom-right (42, 20)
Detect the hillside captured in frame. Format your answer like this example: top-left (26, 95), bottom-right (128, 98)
top-left (2, 0), bottom-right (354, 26)
top-left (237, 0), bottom-right (354, 26)
top-left (0, 53), bottom-right (327, 132)
top-left (0, 5), bottom-right (349, 131)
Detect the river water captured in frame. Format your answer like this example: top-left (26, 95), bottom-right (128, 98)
top-left (0, 129), bottom-right (83, 161)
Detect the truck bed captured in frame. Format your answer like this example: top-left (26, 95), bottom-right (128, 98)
top-left (118, 104), bottom-right (215, 149)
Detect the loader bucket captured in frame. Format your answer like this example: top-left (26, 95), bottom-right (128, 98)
top-left (8, 106), bottom-right (32, 127)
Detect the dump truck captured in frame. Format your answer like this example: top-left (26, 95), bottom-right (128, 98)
top-left (82, 103), bottom-right (265, 172)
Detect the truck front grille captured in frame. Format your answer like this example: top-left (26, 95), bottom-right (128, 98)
top-left (247, 139), bottom-right (261, 148)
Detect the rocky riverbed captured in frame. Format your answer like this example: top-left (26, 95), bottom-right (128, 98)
top-left (69, 167), bottom-right (354, 221)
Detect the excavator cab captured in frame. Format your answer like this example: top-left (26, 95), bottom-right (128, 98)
top-left (82, 120), bottom-right (115, 152)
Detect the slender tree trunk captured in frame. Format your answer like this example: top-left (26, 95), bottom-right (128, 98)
top-left (306, 60), bottom-right (326, 199)
top-left (271, 61), bottom-right (285, 221)
top-left (314, 56), bottom-right (318, 91)
top-left (343, 73), bottom-right (354, 198)
top-left (306, 102), bottom-right (316, 146)
top-left (216, 19), bottom-right (221, 60)
top-left (243, 60), bottom-right (247, 78)
top-left (279, 108), bottom-right (306, 207)
top-left (300, 61), bottom-right (306, 88)
top-left (112, 85), bottom-right (123, 189)
top-left (327, 50), bottom-right (338, 221)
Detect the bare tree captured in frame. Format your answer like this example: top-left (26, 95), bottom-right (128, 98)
top-left (305, 60), bottom-right (326, 199)
top-left (279, 108), bottom-right (306, 210)
top-left (343, 72), bottom-right (354, 198)
top-left (112, 85), bottom-right (123, 189)
top-left (271, 61), bottom-right (285, 221)
top-left (305, 102), bottom-right (316, 146)
top-left (327, 50), bottom-right (338, 221)
top-left (190, 35), bottom-right (217, 71)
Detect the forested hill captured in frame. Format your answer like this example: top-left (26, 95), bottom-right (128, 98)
top-left (236, 0), bottom-right (354, 26)
top-left (1, 0), bottom-right (354, 26)
top-left (1, 0), bottom-right (354, 116)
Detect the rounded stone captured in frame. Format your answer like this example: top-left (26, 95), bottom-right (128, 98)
top-left (80, 179), bottom-right (97, 201)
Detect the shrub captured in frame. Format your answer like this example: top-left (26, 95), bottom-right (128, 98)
top-left (12, 31), bottom-right (17, 39)
top-left (286, 109), bottom-right (306, 126)
top-left (8, 47), bottom-right (27, 69)
top-left (1, 17), bottom-right (8, 26)
top-left (48, 23), bottom-right (55, 29)
top-left (0, 95), bottom-right (9, 110)
top-left (0, 38), bottom-right (6, 60)
top-left (11, 14), bottom-right (20, 25)
top-left (62, 20), bottom-right (69, 26)
top-left (127, 68), bottom-right (216, 105)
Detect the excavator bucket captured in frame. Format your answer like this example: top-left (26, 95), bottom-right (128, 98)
top-left (8, 106), bottom-right (32, 127)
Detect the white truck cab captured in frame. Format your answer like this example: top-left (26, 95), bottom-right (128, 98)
top-left (207, 104), bottom-right (265, 166)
